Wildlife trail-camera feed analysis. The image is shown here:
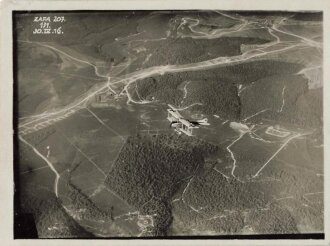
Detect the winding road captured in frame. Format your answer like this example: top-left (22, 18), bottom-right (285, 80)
top-left (18, 16), bottom-right (314, 136)
top-left (16, 12), bottom-right (323, 237)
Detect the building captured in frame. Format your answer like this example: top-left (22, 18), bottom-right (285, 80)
top-left (91, 91), bottom-right (113, 108)
top-left (265, 125), bottom-right (290, 138)
top-left (137, 215), bottom-right (154, 229)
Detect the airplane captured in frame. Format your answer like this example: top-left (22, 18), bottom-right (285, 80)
top-left (167, 105), bottom-right (210, 136)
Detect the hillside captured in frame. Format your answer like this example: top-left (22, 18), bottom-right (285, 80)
top-left (104, 133), bottom-right (219, 236)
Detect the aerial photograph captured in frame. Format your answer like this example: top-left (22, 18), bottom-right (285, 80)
top-left (14, 10), bottom-right (323, 238)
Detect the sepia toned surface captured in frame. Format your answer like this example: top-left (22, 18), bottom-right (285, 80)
top-left (14, 11), bottom-right (323, 238)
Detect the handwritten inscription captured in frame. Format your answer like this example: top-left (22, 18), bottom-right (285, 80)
top-left (32, 16), bottom-right (65, 35)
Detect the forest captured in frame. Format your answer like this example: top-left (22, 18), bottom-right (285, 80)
top-left (20, 189), bottom-right (94, 238)
top-left (105, 133), bottom-right (219, 236)
top-left (143, 37), bottom-right (269, 67)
